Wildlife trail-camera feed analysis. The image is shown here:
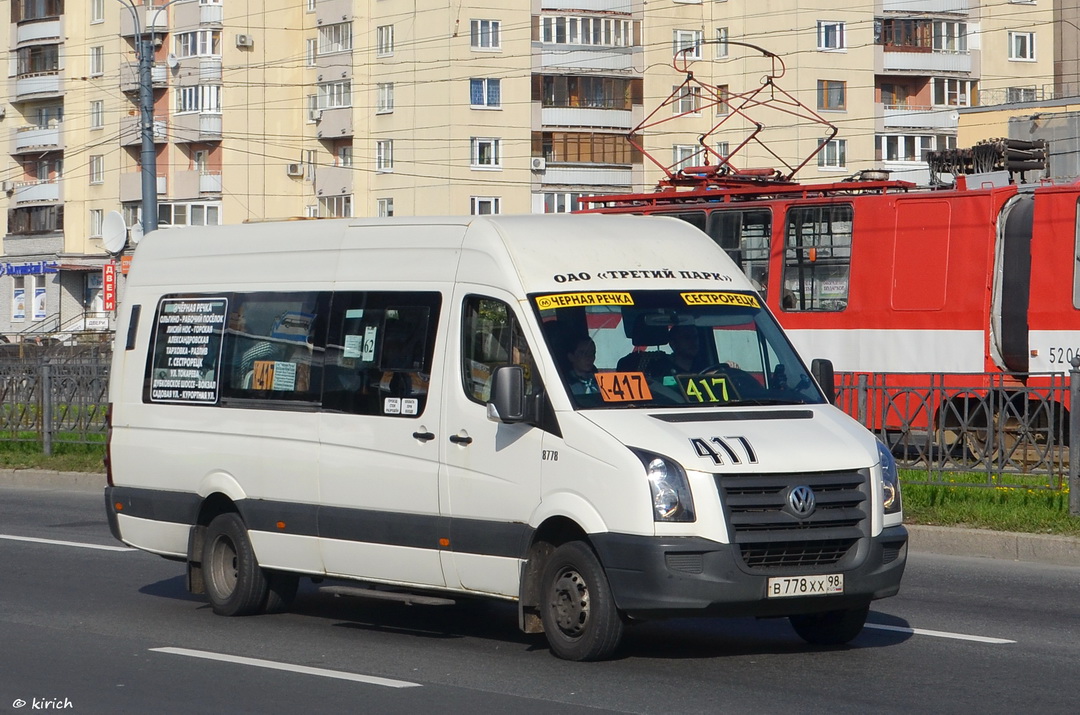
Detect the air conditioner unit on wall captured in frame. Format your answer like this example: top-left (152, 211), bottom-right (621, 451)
top-left (530, 157), bottom-right (547, 171)
top-left (286, 163), bottom-right (304, 177)
top-left (235, 34), bottom-right (254, 48)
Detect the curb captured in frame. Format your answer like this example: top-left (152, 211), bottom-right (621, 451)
top-left (3, 470), bottom-right (1079, 568)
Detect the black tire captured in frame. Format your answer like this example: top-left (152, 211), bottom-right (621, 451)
top-left (789, 604), bottom-right (870, 646)
top-left (263, 571), bottom-right (300, 614)
top-left (539, 541), bottom-right (624, 661)
top-left (202, 512), bottom-right (269, 617)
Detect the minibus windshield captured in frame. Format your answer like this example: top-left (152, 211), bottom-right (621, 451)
top-left (532, 289), bottom-right (826, 409)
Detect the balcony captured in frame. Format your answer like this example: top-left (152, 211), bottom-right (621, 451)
top-left (541, 107), bottom-right (634, 130)
top-left (119, 61), bottom-right (168, 93)
top-left (13, 123), bottom-right (63, 154)
top-left (120, 116), bottom-right (168, 146)
top-left (881, 48), bottom-right (971, 73)
top-left (174, 0), bottom-right (223, 26)
top-left (882, 104), bottom-right (959, 130)
top-left (120, 5), bottom-right (170, 38)
top-left (316, 107), bottom-right (353, 139)
top-left (882, 0), bottom-right (967, 11)
top-left (16, 18), bottom-right (62, 44)
top-left (119, 173), bottom-right (166, 203)
top-left (540, 165), bottom-right (634, 186)
top-left (315, 165), bottom-right (353, 198)
top-left (13, 180), bottom-right (62, 205)
top-left (539, 46), bottom-right (636, 73)
top-left (171, 113), bottom-right (222, 142)
top-left (15, 73), bottom-right (62, 100)
top-left (542, 0), bottom-right (632, 10)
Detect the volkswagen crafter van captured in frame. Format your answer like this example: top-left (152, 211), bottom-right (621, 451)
top-left (105, 214), bottom-right (906, 661)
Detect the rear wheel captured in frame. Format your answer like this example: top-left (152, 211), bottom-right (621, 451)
top-left (202, 512), bottom-right (269, 616)
top-left (264, 571), bottom-right (300, 614)
top-left (539, 541), bottom-right (624, 661)
top-left (789, 604), bottom-right (869, 646)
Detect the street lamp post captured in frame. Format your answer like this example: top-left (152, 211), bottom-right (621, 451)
top-left (117, 0), bottom-right (184, 235)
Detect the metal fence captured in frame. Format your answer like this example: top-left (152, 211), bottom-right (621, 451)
top-left (0, 344), bottom-right (111, 452)
top-left (0, 345), bottom-right (1076, 498)
top-left (835, 371), bottom-right (1073, 491)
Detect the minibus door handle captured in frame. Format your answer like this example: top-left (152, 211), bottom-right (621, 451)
top-left (412, 430), bottom-right (435, 442)
top-left (448, 432), bottom-right (473, 446)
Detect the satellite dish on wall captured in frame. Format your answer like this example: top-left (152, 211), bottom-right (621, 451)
top-left (101, 211), bottom-right (127, 254)
top-left (130, 220), bottom-right (144, 245)
top-left (166, 53), bottom-right (179, 69)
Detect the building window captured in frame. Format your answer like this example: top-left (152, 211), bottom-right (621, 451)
top-left (90, 209), bottom-right (103, 237)
top-left (376, 140), bottom-right (394, 172)
top-left (544, 192), bottom-right (587, 213)
top-left (673, 144), bottom-right (701, 170)
top-left (306, 38), bottom-right (317, 66)
top-left (177, 85), bottom-right (222, 113)
top-left (91, 0), bottom-right (104, 22)
top-left (715, 84), bottom-right (730, 115)
top-left (675, 86), bottom-right (702, 115)
top-left (673, 30), bottom-right (703, 60)
top-left (817, 139), bottom-right (847, 169)
top-left (156, 202), bottom-right (222, 228)
top-left (1009, 31), bottom-right (1036, 61)
top-left (337, 145), bottom-right (353, 167)
top-left (90, 101), bottom-right (104, 129)
top-left (89, 155), bottom-right (104, 184)
top-left (319, 22), bottom-right (352, 54)
top-left (17, 45), bottom-right (59, 76)
top-left (541, 76), bottom-right (636, 110)
top-left (539, 16), bottom-right (634, 47)
top-left (319, 195), bottom-right (353, 218)
top-left (377, 198), bottom-right (394, 217)
top-left (318, 81), bottom-right (352, 109)
top-left (377, 83), bottom-right (394, 114)
top-left (471, 197), bottom-right (501, 215)
top-left (1006, 86), bottom-right (1038, 102)
top-left (715, 141), bottom-right (730, 159)
top-left (90, 47), bottom-right (104, 76)
top-left (817, 80), bottom-right (846, 110)
top-left (377, 25), bottom-right (394, 57)
top-left (471, 20), bottom-right (501, 50)
top-left (176, 30), bottom-right (221, 57)
top-left (933, 22), bottom-right (967, 53)
top-left (470, 78), bottom-right (501, 108)
top-left (471, 138), bottom-right (502, 168)
top-left (715, 28), bottom-right (729, 58)
top-left (933, 77), bottom-right (975, 106)
top-left (877, 134), bottom-right (936, 162)
top-left (818, 21), bottom-right (845, 50)
top-left (538, 131), bottom-right (636, 165)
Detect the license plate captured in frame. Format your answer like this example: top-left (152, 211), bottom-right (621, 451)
top-left (767, 574), bottom-right (844, 598)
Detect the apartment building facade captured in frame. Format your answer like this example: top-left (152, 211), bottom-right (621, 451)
top-left (1, 0), bottom-right (1060, 338)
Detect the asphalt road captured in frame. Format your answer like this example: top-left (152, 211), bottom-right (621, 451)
top-left (2, 480), bottom-right (1079, 714)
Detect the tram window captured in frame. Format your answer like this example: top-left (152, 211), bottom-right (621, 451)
top-left (707, 210), bottom-right (772, 298)
top-left (658, 211), bottom-right (706, 232)
top-left (783, 204), bottom-right (853, 312)
top-left (1074, 199), bottom-right (1080, 309)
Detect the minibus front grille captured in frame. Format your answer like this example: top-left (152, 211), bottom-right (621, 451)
top-left (713, 468), bottom-right (871, 571)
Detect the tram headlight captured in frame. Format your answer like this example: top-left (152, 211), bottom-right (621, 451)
top-left (878, 440), bottom-right (902, 515)
top-left (631, 449), bottom-right (696, 522)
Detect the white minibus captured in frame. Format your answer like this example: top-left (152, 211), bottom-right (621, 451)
top-left (105, 214), bottom-right (906, 661)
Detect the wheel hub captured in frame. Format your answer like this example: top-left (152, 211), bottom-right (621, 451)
top-left (551, 568), bottom-right (590, 636)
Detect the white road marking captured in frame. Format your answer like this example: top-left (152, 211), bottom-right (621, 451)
top-left (0, 533), bottom-right (135, 552)
top-left (865, 623), bottom-right (1015, 644)
top-left (150, 647), bottom-right (422, 688)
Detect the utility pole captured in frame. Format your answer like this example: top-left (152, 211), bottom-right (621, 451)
top-left (119, 0), bottom-right (181, 235)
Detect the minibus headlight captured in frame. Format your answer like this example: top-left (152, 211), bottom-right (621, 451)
top-left (631, 449), bottom-right (696, 522)
top-left (878, 440), bottom-right (902, 515)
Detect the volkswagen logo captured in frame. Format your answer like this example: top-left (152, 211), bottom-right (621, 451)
top-left (788, 485), bottom-right (816, 517)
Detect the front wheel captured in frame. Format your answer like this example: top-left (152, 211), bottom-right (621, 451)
top-left (202, 512), bottom-right (269, 617)
top-left (539, 541), bottom-right (624, 661)
top-left (789, 604), bottom-right (870, 646)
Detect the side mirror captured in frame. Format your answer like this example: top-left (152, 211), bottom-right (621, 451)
top-left (487, 365), bottom-right (526, 423)
top-left (811, 358), bottom-right (835, 405)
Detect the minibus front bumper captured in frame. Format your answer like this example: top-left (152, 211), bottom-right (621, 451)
top-left (590, 525), bottom-right (908, 619)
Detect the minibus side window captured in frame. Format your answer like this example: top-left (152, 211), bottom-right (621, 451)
top-left (461, 296), bottom-right (539, 404)
top-left (219, 292), bottom-right (328, 403)
top-left (322, 291), bottom-right (441, 417)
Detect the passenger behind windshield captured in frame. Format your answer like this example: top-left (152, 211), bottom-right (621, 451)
top-left (533, 290), bottom-right (825, 409)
